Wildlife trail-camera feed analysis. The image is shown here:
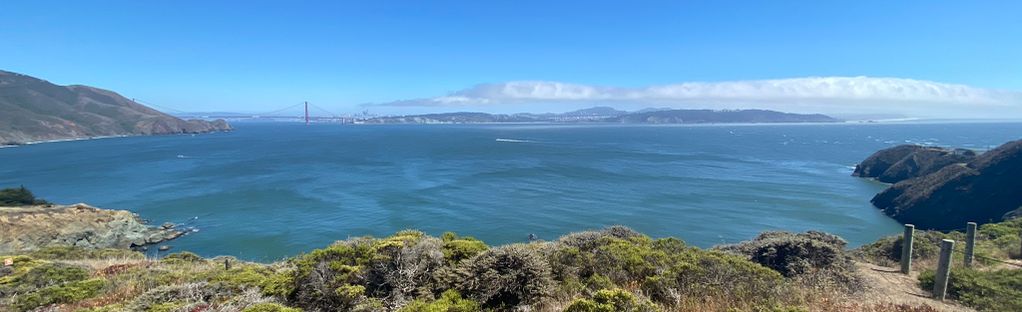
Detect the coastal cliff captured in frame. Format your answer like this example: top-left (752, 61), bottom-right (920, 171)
top-left (0, 203), bottom-right (182, 253)
top-left (857, 140), bottom-right (1022, 230)
top-left (852, 145), bottom-right (976, 183)
top-left (0, 70), bottom-right (231, 145)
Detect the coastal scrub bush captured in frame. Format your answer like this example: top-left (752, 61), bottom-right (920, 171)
top-left (206, 264), bottom-right (279, 292)
top-left (441, 232), bottom-right (488, 264)
top-left (977, 218), bottom-right (1022, 259)
top-left (290, 231), bottom-right (447, 310)
top-left (13, 278), bottom-right (107, 311)
top-left (0, 186), bottom-right (48, 206)
top-left (564, 288), bottom-right (659, 312)
top-left (854, 231), bottom-right (944, 266)
top-left (128, 282), bottom-right (222, 311)
top-left (291, 236), bottom-right (376, 310)
top-left (28, 245), bottom-right (143, 260)
top-left (919, 267), bottom-right (1022, 311)
top-left (717, 231), bottom-right (855, 277)
top-left (549, 227), bottom-right (677, 283)
top-left (455, 244), bottom-right (553, 309)
top-left (17, 262), bottom-right (90, 288)
top-left (241, 302), bottom-right (303, 312)
top-left (261, 270), bottom-right (297, 299)
top-left (368, 231), bottom-right (446, 303)
top-left (641, 250), bottom-right (784, 307)
top-left (548, 226), bottom-right (785, 308)
top-left (398, 289), bottom-right (481, 312)
top-left (163, 251), bottom-right (204, 262)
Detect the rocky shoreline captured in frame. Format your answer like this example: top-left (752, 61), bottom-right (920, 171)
top-left (0, 203), bottom-right (185, 254)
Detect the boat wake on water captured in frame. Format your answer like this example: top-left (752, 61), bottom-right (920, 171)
top-left (495, 138), bottom-right (534, 143)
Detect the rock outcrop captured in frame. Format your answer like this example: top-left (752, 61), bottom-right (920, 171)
top-left (852, 145), bottom-right (976, 183)
top-left (863, 140), bottom-right (1022, 230)
top-left (0, 70), bottom-right (231, 145)
top-left (0, 203), bottom-right (182, 253)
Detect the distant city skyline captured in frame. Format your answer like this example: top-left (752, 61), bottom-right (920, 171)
top-left (2, 1), bottom-right (1020, 118)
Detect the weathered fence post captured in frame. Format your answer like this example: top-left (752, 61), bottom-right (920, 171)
top-left (224, 258), bottom-right (231, 270)
top-left (964, 222), bottom-right (977, 267)
top-left (901, 224), bottom-right (915, 274)
top-left (934, 239), bottom-right (955, 301)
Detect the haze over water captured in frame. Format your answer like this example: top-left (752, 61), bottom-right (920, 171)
top-left (2, 122), bottom-right (1020, 261)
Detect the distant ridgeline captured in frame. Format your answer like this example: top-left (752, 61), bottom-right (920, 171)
top-left (363, 107), bottom-right (840, 124)
top-left (854, 140), bottom-right (1022, 229)
top-left (0, 70), bottom-right (231, 145)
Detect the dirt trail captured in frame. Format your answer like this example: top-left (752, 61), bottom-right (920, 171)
top-left (850, 262), bottom-right (973, 312)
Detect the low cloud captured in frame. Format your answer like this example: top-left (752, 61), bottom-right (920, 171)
top-left (371, 77), bottom-right (1022, 118)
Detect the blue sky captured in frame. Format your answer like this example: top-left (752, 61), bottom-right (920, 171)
top-left (1, 1), bottom-right (1020, 117)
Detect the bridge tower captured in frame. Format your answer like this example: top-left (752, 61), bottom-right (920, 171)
top-left (304, 101), bottom-right (309, 125)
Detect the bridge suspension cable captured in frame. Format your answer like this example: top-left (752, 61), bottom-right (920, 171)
top-left (251, 102), bottom-right (307, 116)
top-left (307, 103), bottom-right (340, 117)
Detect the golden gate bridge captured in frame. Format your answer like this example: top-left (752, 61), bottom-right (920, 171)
top-left (132, 99), bottom-right (371, 124)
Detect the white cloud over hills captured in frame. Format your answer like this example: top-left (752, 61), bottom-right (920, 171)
top-left (373, 77), bottom-right (1022, 118)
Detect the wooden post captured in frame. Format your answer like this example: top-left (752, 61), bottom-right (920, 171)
top-left (964, 222), bottom-right (977, 267)
top-left (901, 224), bottom-right (915, 274)
top-left (224, 258), bottom-right (231, 270)
top-left (934, 239), bottom-right (955, 301)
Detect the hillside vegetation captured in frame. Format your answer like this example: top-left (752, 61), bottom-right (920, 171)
top-left (1, 226), bottom-right (966, 312)
top-left (0, 70), bottom-right (230, 145)
top-left (0, 186), bottom-right (49, 206)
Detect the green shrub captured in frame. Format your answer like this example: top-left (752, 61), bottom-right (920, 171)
top-left (128, 282), bottom-right (221, 311)
top-left (262, 270), bottom-right (297, 299)
top-left (564, 288), bottom-right (659, 312)
top-left (146, 301), bottom-right (187, 312)
top-left (74, 303), bottom-right (128, 312)
top-left (242, 302), bottom-right (303, 312)
top-left (641, 251), bottom-right (784, 307)
top-left (205, 264), bottom-right (277, 292)
top-left (163, 251), bottom-right (203, 262)
top-left (14, 278), bottom-right (107, 311)
top-left (291, 232), bottom-right (446, 311)
top-left (0, 186), bottom-right (48, 206)
top-left (977, 218), bottom-right (1022, 259)
top-left (717, 231), bottom-right (852, 278)
top-left (855, 231), bottom-right (944, 266)
top-left (398, 289), bottom-right (481, 312)
top-left (547, 226), bottom-right (786, 308)
top-left (441, 233), bottom-right (488, 264)
top-left (455, 244), bottom-right (553, 308)
top-left (28, 246), bottom-right (143, 261)
top-left (919, 268), bottom-right (1022, 311)
top-left (550, 227), bottom-right (679, 283)
top-left (18, 262), bottom-right (90, 288)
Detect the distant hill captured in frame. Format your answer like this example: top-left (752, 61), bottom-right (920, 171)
top-left (0, 70), bottom-right (231, 144)
top-left (366, 108), bottom-right (840, 124)
top-left (610, 109), bottom-right (840, 124)
top-left (560, 106), bottom-right (628, 117)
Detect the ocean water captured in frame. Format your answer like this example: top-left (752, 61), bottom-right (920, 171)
top-left (2, 122), bottom-right (1020, 262)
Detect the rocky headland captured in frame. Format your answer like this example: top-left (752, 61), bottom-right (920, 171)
top-left (852, 144), bottom-right (977, 183)
top-left (0, 203), bottom-right (183, 254)
top-left (855, 140), bottom-right (1022, 230)
top-left (0, 70), bottom-right (231, 145)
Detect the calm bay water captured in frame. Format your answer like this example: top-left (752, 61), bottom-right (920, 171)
top-left (2, 122), bottom-right (1020, 261)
